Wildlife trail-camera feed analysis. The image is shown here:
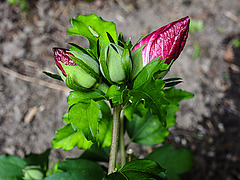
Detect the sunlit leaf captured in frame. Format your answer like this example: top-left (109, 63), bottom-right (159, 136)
top-left (0, 155), bottom-right (27, 180)
top-left (69, 100), bottom-right (102, 142)
top-left (52, 124), bottom-right (93, 150)
top-left (130, 78), bottom-right (169, 126)
top-left (68, 13), bottom-right (118, 57)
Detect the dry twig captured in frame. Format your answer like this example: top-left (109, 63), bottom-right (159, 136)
top-left (0, 66), bottom-right (69, 93)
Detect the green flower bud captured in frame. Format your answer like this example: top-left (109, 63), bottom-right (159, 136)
top-left (23, 166), bottom-right (43, 180)
top-left (53, 48), bottom-right (100, 91)
top-left (100, 43), bottom-right (132, 84)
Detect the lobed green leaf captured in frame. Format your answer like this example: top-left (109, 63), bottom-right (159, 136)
top-left (147, 144), bottom-right (193, 179)
top-left (45, 158), bottom-right (105, 180)
top-left (69, 100), bottom-right (102, 142)
top-left (105, 159), bottom-right (165, 180)
top-left (68, 13), bottom-right (118, 57)
top-left (51, 124), bottom-right (93, 150)
top-left (130, 78), bottom-right (169, 126)
top-left (125, 103), bottom-right (169, 146)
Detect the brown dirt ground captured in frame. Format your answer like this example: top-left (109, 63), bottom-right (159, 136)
top-left (0, 0), bottom-right (240, 179)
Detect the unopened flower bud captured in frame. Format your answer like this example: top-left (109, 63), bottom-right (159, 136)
top-left (53, 48), bottom-right (100, 91)
top-left (100, 44), bottom-right (132, 84)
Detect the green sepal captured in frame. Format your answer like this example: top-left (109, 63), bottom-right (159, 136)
top-left (65, 72), bottom-right (95, 91)
top-left (99, 45), bottom-right (112, 83)
top-left (68, 13), bottom-right (118, 57)
top-left (68, 42), bottom-right (97, 60)
top-left (107, 44), bottom-right (125, 83)
top-left (130, 45), bottom-right (144, 80)
top-left (43, 71), bottom-right (63, 81)
top-left (121, 46), bottom-right (132, 82)
top-left (68, 51), bottom-right (100, 80)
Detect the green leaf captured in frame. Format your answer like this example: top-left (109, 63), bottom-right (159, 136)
top-left (125, 103), bottom-right (169, 146)
top-left (43, 71), bottom-right (63, 81)
top-left (147, 144), bottom-right (193, 180)
top-left (68, 13), bottom-right (117, 57)
top-left (45, 159), bottom-right (105, 180)
top-left (105, 159), bottom-right (165, 180)
top-left (0, 155), bottom-right (27, 180)
top-left (69, 100), bottom-right (102, 142)
top-left (52, 124), bottom-right (93, 150)
top-left (105, 85), bottom-right (123, 104)
top-left (24, 149), bottom-right (51, 174)
top-left (80, 144), bottom-right (109, 162)
top-left (163, 88), bottom-right (194, 128)
top-left (67, 90), bottom-right (105, 106)
top-left (130, 78), bottom-right (169, 126)
top-left (132, 58), bottom-right (169, 89)
top-left (95, 100), bottom-right (112, 147)
top-left (164, 87), bottom-right (194, 104)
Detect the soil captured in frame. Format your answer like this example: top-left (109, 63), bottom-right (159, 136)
top-left (0, 0), bottom-right (240, 179)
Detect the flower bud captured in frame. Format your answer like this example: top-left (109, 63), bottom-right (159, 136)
top-left (23, 166), bottom-right (43, 180)
top-left (100, 44), bottom-right (132, 84)
top-left (53, 48), bottom-right (100, 91)
top-left (131, 16), bottom-right (190, 78)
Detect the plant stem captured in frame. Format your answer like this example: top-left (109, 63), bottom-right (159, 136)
top-left (120, 110), bottom-right (126, 167)
top-left (108, 104), bottom-right (121, 175)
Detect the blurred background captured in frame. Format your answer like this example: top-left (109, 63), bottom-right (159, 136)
top-left (0, 0), bottom-right (240, 179)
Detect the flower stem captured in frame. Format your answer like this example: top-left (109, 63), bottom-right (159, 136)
top-left (120, 110), bottom-right (126, 167)
top-left (108, 104), bottom-right (121, 175)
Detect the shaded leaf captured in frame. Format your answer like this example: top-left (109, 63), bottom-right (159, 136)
top-left (24, 149), bottom-right (51, 174)
top-left (80, 144), bottom-right (109, 162)
top-left (0, 155), bottom-right (27, 180)
top-left (125, 103), bottom-right (169, 146)
top-left (147, 144), bottom-right (193, 180)
top-left (45, 159), bottom-right (105, 180)
top-left (95, 101), bottom-right (112, 147)
top-left (105, 159), bottom-right (165, 180)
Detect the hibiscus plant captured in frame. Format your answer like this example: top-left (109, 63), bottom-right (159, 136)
top-left (0, 14), bottom-right (194, 180)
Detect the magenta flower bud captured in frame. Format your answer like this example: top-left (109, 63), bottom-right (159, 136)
top-left (53, 48), bottom-right (76, 76)
top-left (132, 16), bottom-right (190, 66)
